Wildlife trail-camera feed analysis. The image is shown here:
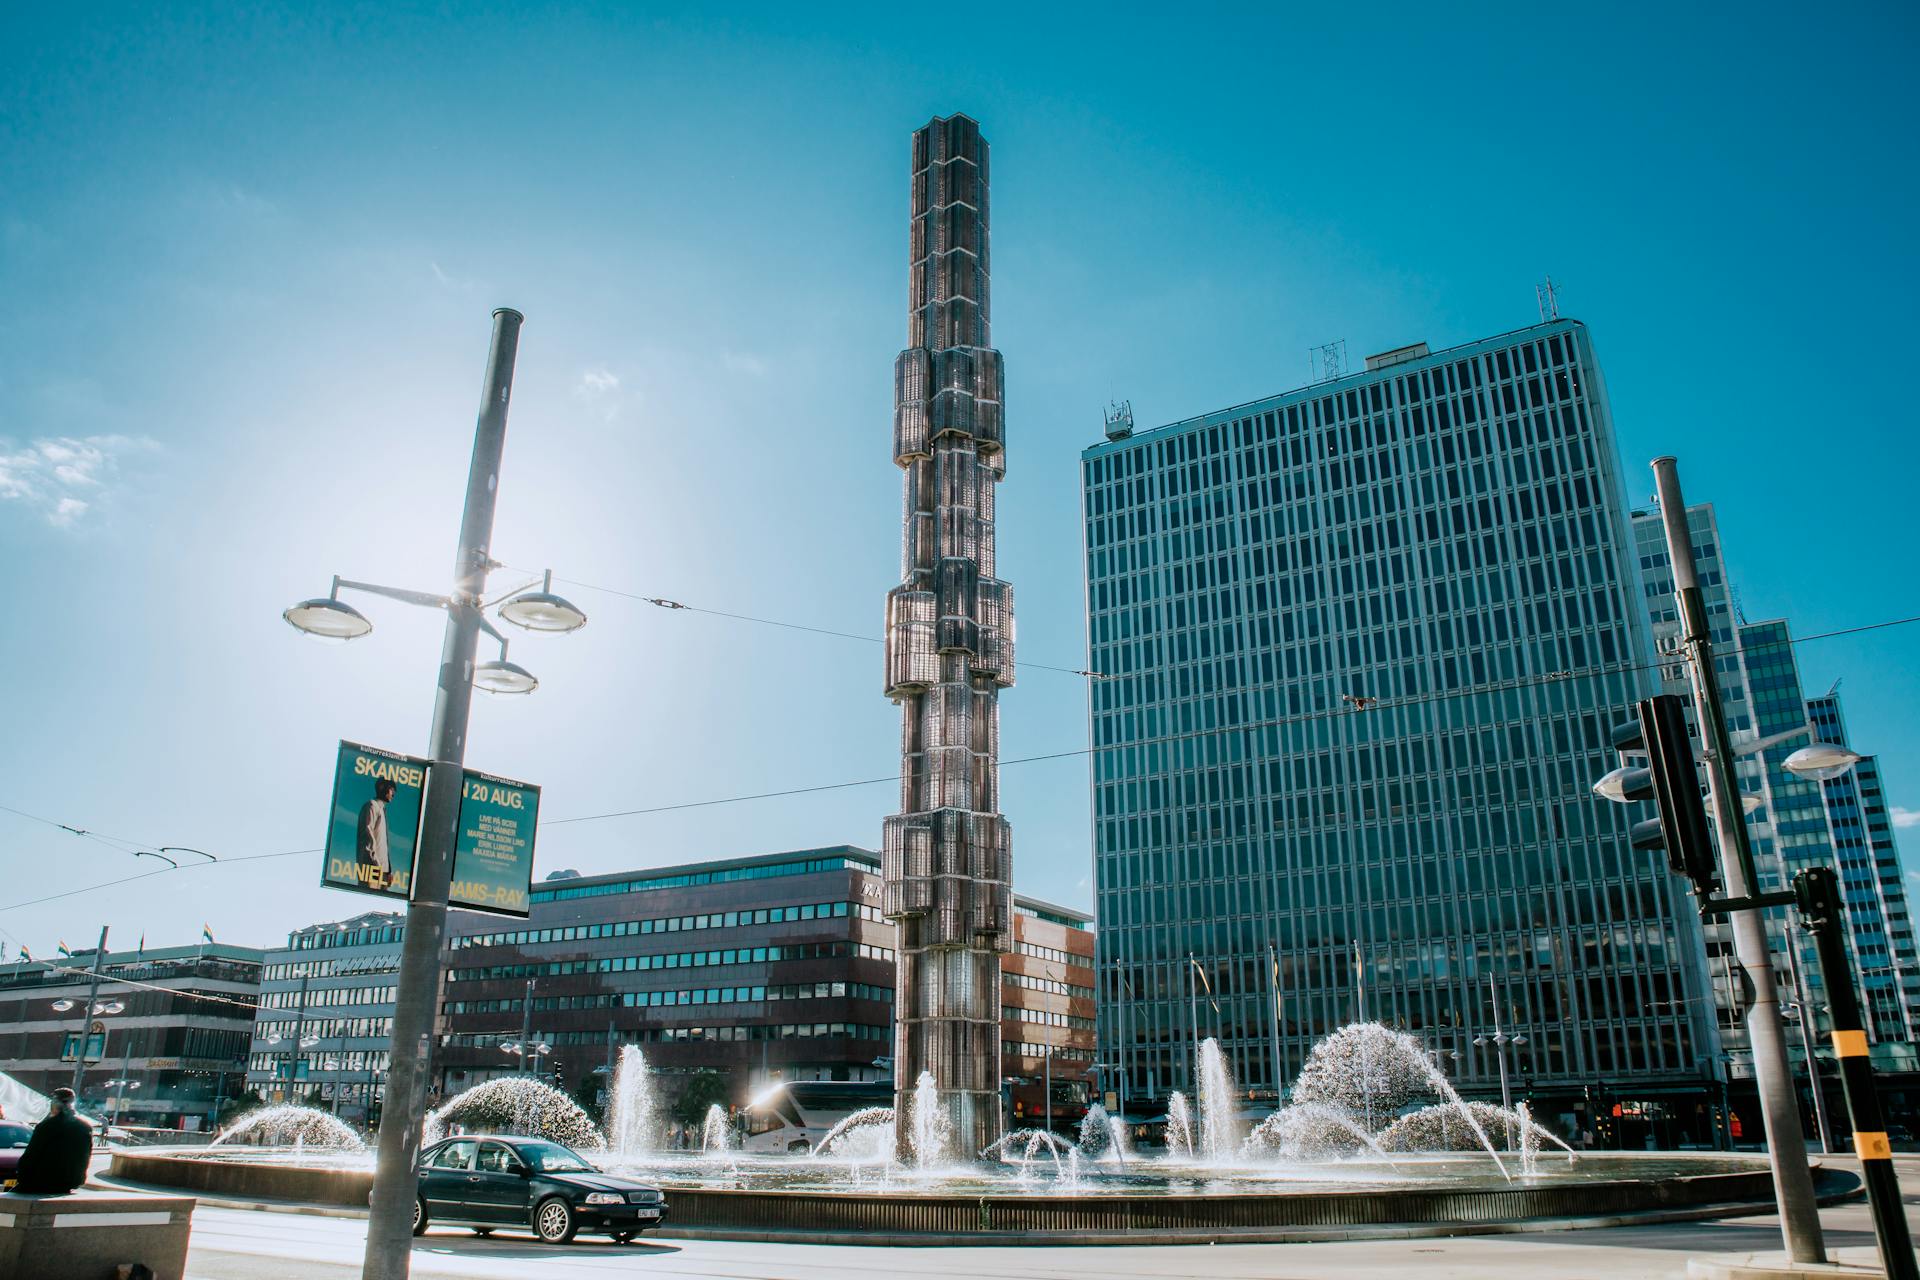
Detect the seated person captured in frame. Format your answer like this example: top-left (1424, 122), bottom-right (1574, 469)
top-left (9, 1088), bottom-right (92, 1195)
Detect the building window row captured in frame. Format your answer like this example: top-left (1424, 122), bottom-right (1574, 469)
top-left (453, 900), bottom-right (879, 951)
top-left (1003, 971), bottom-right (1094, 999)
top-left (529, 855), bottom-right (870, 903)
top-left (446, 940), bottom-right (892, 984)
top-left (258, 984), bottom-right (396, 1010)
top-left (445, 981), bottom-right (893, 1016)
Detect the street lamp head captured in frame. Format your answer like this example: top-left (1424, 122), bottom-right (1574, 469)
top-left (94, 1002), bottom-right (124, 1015)
top-left (1782, 742), bottom-right (1862, 782)
top-left (498, 570), bottom-right (587, 634)
top-left (1741, 792), bottom-right (1764, 815)
top-left (1472, 1036), bottom-right (1489, 1046)
top-left (473, 660), bottom-right (538, 695)
top-left (51, 999), bottom-right (75, 1012)
top-left (1512, 1035), bottom-right (1528, 1045)
top-left (283, 595), bottom-right (373, 642)
top-left (1592, 766), bottom-right (1635, 804)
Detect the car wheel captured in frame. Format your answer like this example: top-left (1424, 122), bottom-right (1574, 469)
top-left (412, 1197), bottom-right (428, 1237)
top-left (534, 1197), bottom-right (578, 1245)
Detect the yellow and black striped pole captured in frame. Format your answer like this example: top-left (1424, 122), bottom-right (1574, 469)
top-left (1794, 867), bottom-right (1916, 1280)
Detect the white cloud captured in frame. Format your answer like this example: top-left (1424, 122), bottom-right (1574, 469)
top-left (579, 368), bottom-right (620, 395)
top-left (1892, 807), bottom-right (1920, 829)
top-left (0, 434), bottom-right (156, 527)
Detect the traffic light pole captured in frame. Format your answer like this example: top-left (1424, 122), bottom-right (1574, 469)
top-left (1652, 457), bottom-right (1824, 1265)
top-left (1795, 867), bottom-right (1916, 1280)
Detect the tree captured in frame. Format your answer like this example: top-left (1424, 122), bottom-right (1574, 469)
top-left (669, 1070), bottom-right (731, 1127)
top-left (217, 1090), bottom-right (263, 1128)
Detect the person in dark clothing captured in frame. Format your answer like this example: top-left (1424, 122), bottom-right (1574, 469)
top-left (9, 1088), bottom-right (92, 1194)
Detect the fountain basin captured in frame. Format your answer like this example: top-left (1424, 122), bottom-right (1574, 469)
top-left (108, 1149), bottom-right (1848, 1244)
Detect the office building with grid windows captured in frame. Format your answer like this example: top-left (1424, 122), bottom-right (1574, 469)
top-left (1081, 318), bottom-right (1721, 1139)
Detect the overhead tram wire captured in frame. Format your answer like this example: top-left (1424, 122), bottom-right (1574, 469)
top-left (507, 568), bottom-right (1108, 679)
top-left (2, 610), bottom-right (1914, 912)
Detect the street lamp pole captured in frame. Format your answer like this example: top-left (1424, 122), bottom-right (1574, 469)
top-left (520, 977), bottom-right (534, 1075)
top-left (285, 973), bottom-right (310, 1101)
top-left (68, 925), bottom-right (110, 1098)
top-left (1266, 942), bottom-right (1284, 1104)
top-left (363, 308), bottom-right (523, 1280)
top-left (1651, 457), bottom-right (1824, 1264)
top-left (1488, 975), bottom-right (1513, 1116)
top-left (1784, 931), bottom-right (1832, 1154)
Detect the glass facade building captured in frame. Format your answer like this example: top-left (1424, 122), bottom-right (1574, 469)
top-left (1081, 320), bottom-right (1719, 1128)
top-left (1807, 692), bottom-right (1920, 1045)
top-left (1633, 504), bottom-right (1920, 1080)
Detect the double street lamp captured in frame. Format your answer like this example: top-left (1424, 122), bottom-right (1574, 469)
top-left (1470, 976), bottom-right (1527, 1149)
top-left (282, 309), bottom-right (587, 1280)
top-left (500, 1041), bottom-right (553, 1075)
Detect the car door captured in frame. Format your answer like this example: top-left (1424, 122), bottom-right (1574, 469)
top-left (469, 1141), bottom-right (533, 1224)
top-left (420, 1139), bottom-right (477, 1217)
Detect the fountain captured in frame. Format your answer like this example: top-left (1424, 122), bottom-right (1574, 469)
top-left (211, 1105), bottom-right (362, 1150)
top-left (607, 1044), bottom-right (658, 1159)
top-left (422, 1076), bottom-right (602, 1149)
top-left (122, 1021), bottom-right (1782, 1244)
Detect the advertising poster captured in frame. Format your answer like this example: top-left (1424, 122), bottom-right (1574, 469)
top-left (322, 741), bottom-right (427, 901)
top-left (450, 768), bottom-right (540, 917)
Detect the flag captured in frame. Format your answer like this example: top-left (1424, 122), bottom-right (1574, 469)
top-left (137, 933), bottom-right (145, 957)
top-left (201, 923), bottom-right (216, 944)
top-left (16, 945), bottom-right (29, 962)
top-left (57, 940), bottom-right (72, 957)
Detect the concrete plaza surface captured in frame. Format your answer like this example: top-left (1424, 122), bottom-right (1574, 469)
top-left (169, 1183), bottom-right (1918, 1280)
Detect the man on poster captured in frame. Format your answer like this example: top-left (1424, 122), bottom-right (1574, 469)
top-left (357, 777), bottom-right (396, 886)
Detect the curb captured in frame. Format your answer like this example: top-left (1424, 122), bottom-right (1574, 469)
top-left (98, 1175), bottom-right (1865, 1248)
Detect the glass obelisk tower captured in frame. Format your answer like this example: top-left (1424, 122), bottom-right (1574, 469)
top-left (883, 113), bottom-right (1014, 1162)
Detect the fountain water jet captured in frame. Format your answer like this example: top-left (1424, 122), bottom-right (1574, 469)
top-left (1244, 1100), bottom-right (1400, 1167)
top-left (812, 1107), bottom-right (895, 1159)
top-left (423, 1077), bottom-right (602, 1149)
top-left (211, 1105), bottom-right (362, 1150)
top-left (700, 1103), bottom-right (736, 1157)
top-left (607, 1045), bottom-right (657, 1158)
top-left (1165, 1092), bottom-right (1195, 1159)
top-left (1194, 1038), bottom-right (1244, 1163)
top-left (906, 1071), bottom-right (951, 1170)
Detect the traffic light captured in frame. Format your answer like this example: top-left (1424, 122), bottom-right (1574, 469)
top-left (1604, 693), bottom-right (1720, 896)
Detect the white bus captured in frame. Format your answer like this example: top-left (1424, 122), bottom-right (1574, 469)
top-left (741, 1080), bottom-right (894, 1155)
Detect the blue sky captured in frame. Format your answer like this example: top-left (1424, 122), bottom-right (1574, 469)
top-left (2, 3), bottom-right (1917, 955)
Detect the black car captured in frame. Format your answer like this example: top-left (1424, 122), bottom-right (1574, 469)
top-left (411, 1135), bottom-right (667, 1244)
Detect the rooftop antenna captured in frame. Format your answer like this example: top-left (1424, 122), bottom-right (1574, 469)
top-left (1103, 400), bottom-right (1134, 441)
top-left (1311, 339), bottom-right (1346, 383)
top-left (1536, 276), bottom-right (1561, 321)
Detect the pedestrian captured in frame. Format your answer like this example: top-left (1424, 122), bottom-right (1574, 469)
top-left (9, 1087), bottom-right (93, 1195)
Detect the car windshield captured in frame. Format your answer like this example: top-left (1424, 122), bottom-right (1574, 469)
top-left (0, 1124), bottom-right (28, 1148)
top-left (515, 1141), bottom-right (594, 1173)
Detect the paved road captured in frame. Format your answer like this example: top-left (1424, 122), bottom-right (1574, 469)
top-left (177, 1193), bottom-right (1919, 1280)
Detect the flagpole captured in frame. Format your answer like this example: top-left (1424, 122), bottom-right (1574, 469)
top-left (1186, 953), bottom-right (1199, 1093)
top-left (1267, 942), bottom-right (1284, 1103)
top-left (69, 925), bottom-right (110, 1099)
